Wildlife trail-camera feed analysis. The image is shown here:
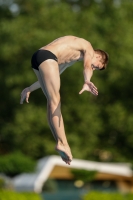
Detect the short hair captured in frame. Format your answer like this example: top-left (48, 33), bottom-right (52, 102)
top-left (94, 49), bottom-right (109, 70)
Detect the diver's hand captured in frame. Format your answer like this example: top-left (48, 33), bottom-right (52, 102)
top-left (79, 81), bottom-right (98, 96)
top-left (20, 87), bottom-right (31, 104)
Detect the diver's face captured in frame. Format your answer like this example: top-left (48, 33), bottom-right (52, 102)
top-left (91, 54), bottom-right (104, 70)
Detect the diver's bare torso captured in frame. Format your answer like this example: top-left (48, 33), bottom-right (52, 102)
top-left (40, 36), bottom-right (93, 74)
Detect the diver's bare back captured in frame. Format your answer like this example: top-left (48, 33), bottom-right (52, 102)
top-left (40, 36), bottom-right (93, 65)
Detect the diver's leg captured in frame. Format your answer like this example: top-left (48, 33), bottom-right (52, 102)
top-left (33, 60), bottom-right (72, 164)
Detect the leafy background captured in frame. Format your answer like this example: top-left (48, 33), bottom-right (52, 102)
top-left (0, 0), bottom-right (133, 175)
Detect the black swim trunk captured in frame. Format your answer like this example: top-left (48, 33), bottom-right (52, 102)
top-left (31, 49), bottom-right (58, 70)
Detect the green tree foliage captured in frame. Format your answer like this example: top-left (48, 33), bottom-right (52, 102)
top-left (42, 179), bottom-right (58, 192)
top-left (71, 169), bottom-right (97, 183)
top-left (0, 191), bottom-right (41, 200)
top-left (0, 152), bottom-right (35, 176)
top-left (83, 192), bottom-right (133, 200)
top-left (0, 0), bottom-right (133, 165)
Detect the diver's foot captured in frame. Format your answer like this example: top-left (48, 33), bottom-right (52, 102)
top-left (55, 142), bottom-right (72, 165)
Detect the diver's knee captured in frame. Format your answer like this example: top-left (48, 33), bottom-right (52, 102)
top-left (48, 95), bottom-right (61, 110)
